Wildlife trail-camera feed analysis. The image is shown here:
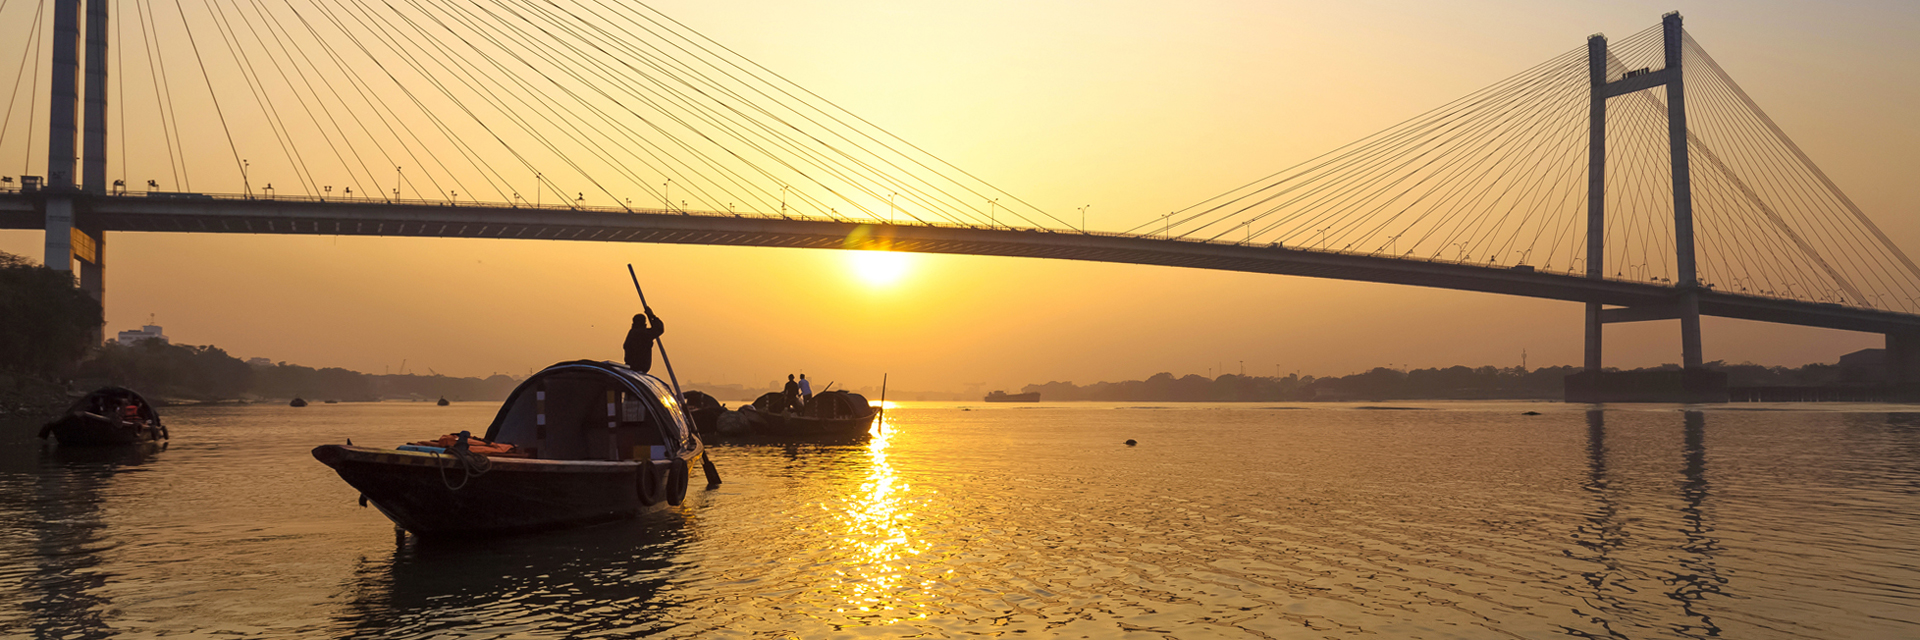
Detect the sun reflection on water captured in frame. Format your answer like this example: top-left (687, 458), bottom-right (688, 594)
top-left (824, 411), bottom-right (933, 625)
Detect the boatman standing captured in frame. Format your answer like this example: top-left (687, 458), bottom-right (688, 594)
top-left (798, 373), bottom-right (814, 406)
top-left (623, 308), bottom-right (665, 374)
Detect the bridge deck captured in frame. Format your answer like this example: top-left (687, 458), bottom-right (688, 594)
top-left (5, 192), bottom-right (1917, 335)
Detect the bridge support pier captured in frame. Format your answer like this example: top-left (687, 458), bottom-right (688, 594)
top-left (1887, 333), bottom-right (1920, 392)
top-left (1584, 302), bottom-right (1603, 371)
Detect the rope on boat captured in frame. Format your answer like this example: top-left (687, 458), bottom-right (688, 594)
top-left (434, 431), bottom-right (493, 491)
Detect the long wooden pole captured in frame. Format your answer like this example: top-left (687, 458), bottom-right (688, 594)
top-left (627, 265), bottom-right (687, 405)
top-left (627, 264), bottom-right (720, 486)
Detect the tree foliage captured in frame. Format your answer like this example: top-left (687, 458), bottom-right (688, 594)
top-left (0, 250), bottom-right (102, 377)
top-left (79, 341), bottom-right (255, 401)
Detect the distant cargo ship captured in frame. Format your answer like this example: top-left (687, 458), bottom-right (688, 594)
top-left (984, 391), bottom-right (1039, 403)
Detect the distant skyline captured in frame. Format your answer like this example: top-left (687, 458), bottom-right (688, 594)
top-left (2, 0), bottom-right (1915, 392)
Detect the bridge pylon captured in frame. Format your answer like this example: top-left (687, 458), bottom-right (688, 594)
top-left (1583, 12), bottom-right (1705, 374)
top-left (40, 0), bottom-right (109, 333)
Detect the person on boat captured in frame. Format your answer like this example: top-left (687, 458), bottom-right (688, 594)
top-left (783, 374), bottom-right (801, 413)
top-left (798, 374), bottom-right (814, 406)
top-left (623, 308), bottom-right (665, 373)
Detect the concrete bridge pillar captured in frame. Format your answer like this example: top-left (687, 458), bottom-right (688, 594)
top-left (1887, 333), bottom-right (1920, 390)
top-left (42, 0), bottom-right (108, 343)
top-left (1583, 34), bottom-right (1608, 372)
top-left (1664, 12), bottom-right (1704, 370)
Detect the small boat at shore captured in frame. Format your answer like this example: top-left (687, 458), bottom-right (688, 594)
top-left (312, 360), bottom-right (712, 538)
top-left (984, 390), bottom-right (1040, 403)
top-left (710, 390), bottom-right (878, 443)
top-left (290, 397), bottom-right (309, 407)
top-left (39, 387), bottom-right (169, 446)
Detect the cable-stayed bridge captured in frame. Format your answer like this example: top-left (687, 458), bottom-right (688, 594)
top-left (2, 3), bottom-right (1917, 395)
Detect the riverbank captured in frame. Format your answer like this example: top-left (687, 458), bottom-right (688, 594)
top-left (0, 374), bottom-right (72, 417)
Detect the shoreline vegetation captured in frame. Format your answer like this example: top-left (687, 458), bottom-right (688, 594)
top-left (1018, 360), bottom-right (1873, 402)
top-left (71, 340), bottom-right (522, 406)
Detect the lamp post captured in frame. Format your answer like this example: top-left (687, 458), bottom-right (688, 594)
top-left (242, 159), bottom-right (250, 198)
top-left (1078, 204), bottom-right (1090, 233)
top-left (395, 166), bottom-right (402, 201)
top-left (989, 198), bottom-right (998, 227)
top-left (889, 192), bottom-right (896, 224)
top-left (781, 185), bottom-right (788, 215)
top-left (1163, 212), bottom-right (1172, 239)
top-left (324, 185), bottom-right (332, 201)
top-left (664, 179), bottom-right (672, 212)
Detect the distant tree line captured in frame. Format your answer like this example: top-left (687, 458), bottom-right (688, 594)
top-left (78, 340), bottom-right (521, 403)
top-left (1021, 360), bottom-right (1876, 402)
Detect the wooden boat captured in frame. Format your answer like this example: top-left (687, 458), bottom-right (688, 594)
top-left (681, 390), bottom-right (725, 434)
top-left (312, 360), bottom-right (711, 538)
top-left (715, 390), bottom-right (877, 443)
top-left (290, 397), bottom-right (309, 407)
top-left (39, 387), bottom-right (169, 446)
top-left (984, 390), bottom-right (1040, 402)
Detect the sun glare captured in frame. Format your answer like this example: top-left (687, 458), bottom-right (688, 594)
top-left (849, 250), bottom-right (910, 287)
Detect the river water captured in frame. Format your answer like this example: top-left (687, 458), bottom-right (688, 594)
top-left (1, 401), bottom-right (1916, 638)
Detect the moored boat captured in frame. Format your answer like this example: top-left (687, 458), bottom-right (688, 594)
top-left (681, 390), bottom-right (725, 434)
top-left (312, 360), bottom-right (710, 538)
top-left (39, 387), bottom-right (169, 446)
top-left (984, 390), bottom-right (1040, 402)
top-left (714, 389), bottom-right (877, 443)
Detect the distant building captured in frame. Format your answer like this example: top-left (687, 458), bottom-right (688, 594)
top-left (1838, 348), bottom-right (1889, 383)
top-left (115, 324), bottom-right (169, 346)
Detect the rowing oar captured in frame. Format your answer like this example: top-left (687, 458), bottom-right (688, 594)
top-left (627, 264), bottom-right (721, 487)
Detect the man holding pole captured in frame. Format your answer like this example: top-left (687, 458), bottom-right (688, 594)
top-left (622, 308), bottom-right (665, 374)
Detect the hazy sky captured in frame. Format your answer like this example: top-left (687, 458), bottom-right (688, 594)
top-left (2, 0), bottom-right (1916, 393)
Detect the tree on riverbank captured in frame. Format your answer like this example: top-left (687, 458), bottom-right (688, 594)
top-left (0, 251), bottom-right (102, 379)
top-left (79, 341), bottom-right (254, 402)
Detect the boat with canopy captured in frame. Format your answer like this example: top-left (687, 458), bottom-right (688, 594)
top-left (40, 387), bottom-right (169, 446)
top-left (313, 360), bottom-right (711, 538)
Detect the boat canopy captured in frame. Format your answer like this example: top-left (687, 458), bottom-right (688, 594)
top-left (749, 389), bottom-right (873, 419)
top-left (483, 360), bottom-right (695, 461)
top-left (805, 390), bottom-right (873, 419)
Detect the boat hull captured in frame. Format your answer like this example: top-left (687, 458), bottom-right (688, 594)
top-left (42, 412), bottom-right (166, 447)
top-left (713, 409), bottom-right (876, 444)
top-left (312, 445), bottom-right (677, 538)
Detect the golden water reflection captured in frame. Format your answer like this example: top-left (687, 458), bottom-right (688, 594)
top-left (825, 411), bottom-right (933, 625)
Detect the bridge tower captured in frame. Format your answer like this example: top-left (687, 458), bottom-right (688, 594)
top-left (42, 0), bottom-right (109, 315)
top-left (1584, 12), bottom-right (1704, 374)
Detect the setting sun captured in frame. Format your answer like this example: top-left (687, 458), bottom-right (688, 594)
top-left (848, 250), bottom-right (910, 287)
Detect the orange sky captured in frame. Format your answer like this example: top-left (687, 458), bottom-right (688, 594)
top-left (2, 0), bottom-right (1916, 393)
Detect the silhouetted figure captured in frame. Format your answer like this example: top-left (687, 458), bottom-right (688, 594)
top-left (783, 374), bottom-right (801, 414)
top-left (798, 374), bottom-right (814, 406)
top-left (623, 308), bottom-right (664, 373)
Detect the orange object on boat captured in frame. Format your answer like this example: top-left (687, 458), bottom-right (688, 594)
top-left (408, 433), bottom-right (528, 457)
